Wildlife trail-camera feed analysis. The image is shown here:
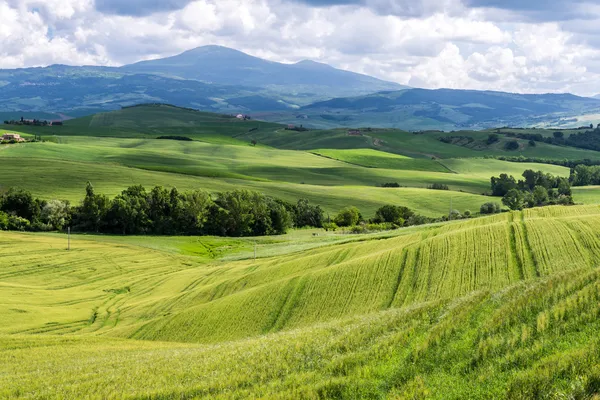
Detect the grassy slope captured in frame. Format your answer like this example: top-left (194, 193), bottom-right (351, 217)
top-left (0, 137), bottom-right (580, 219)
top-left (2, 205), bottom-right (600, 398)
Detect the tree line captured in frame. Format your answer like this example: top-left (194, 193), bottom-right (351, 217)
top-left (499, 126), bottom-right (600, 152)
top-left (490, 169), bottom-right (574, 211)
top-left (0, 183), bottom-right (478, 236)
top-left (0, 183), bottom-right (323, 236)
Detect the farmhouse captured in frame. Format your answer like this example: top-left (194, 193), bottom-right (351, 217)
top-left (1, 133), bottom-right (25, 142)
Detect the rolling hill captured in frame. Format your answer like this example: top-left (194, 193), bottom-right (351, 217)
top-left (2, 206), bottom-right (600, 398)
top-left (293, 88), bottom-right (600, 130)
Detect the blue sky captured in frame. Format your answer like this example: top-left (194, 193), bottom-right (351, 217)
top-left (2, 0), bottom-right (600, 95)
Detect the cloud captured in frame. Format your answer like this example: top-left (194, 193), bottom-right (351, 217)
top-left (3, 0), bottom-right (600, 96)
top-left (94, 0), bottom-right (193, 16)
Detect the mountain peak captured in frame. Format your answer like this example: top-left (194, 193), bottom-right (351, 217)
top-left (294, 60), bottom-right (334, 69)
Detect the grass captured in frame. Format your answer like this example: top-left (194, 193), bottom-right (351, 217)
top-left (2, 205), bottom-right (600, 398)
top-left (0, 136), bottom-right (583, 219)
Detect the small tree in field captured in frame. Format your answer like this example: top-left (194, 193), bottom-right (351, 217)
top-left (502, 189), bottom-right (525, 211)
top-left (334, 206), bottom-right (360, 227)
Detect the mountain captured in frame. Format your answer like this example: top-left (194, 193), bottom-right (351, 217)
top-left (291, 88), bottom-right (600, 130)
top-left (2, 46), bottom-right (600, 130)
top-left (121, 45), bottom-right (406, 97)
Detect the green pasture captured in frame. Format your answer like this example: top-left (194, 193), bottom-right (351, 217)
top-left (2, 205), bottom-right (600, 398)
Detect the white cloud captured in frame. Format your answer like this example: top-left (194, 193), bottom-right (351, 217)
top-left (2, 0), bottom-right (600, 95)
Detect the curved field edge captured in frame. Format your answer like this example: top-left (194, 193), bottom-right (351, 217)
top-left (1, 267), bottom-right (599, 399)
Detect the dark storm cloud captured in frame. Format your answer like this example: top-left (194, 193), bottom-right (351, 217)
top-left (94, 0), bottom-right (193, 16)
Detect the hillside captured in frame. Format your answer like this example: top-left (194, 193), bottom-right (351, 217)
top-left (289, 88), bottom-right (600, 130)
top-left (2, 206), bottom-right (600, 398)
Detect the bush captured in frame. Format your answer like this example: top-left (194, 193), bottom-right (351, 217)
top-left (504, 140), bottom-right (520, 151)
top-left (322, 222), bottom-right (338, 232)
top-left (8, 215), bottom-right (30, 231)
top-left (374, 205), bottom-right (411, 226)
top-left (350, 225), bottom-right (368, 234)
top-left (480, 202), bottom-right (501, 214)
top-left (0, 211), bottom-right (8, 230)
top-left (448, 210), bottom-right (462, 220)
top-left (463, 210), bottom-right (471, 218)
top-left (428, 183), bottom-right (449, 190)
top-left (486, 134), bottom-right (500, 145)
top-left (334, 206), bottom-right (361, 227)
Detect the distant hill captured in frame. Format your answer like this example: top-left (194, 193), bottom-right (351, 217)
top-left (0, 45), bottom-right (404, 117)
top-left (292, 88), bottom-right (600, 130)
top-left (121, 45), bottom-right (406, 97)
top-left (3, 46), bottom-right (600, 130)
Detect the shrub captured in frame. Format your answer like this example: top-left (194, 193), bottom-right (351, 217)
top-left (427, 183), bottom-right (449, 190)
top-left (480, 202), bottom-right (501, 214)
top-left (504, 140), bottom-right (520, 151)
top-left (486, 134), bottom-right (500, 145)
top-left (0, 211), bottom-right (8, 230)
top-left (374, 205), bottom-right (411, 226)
top-left (334, 206), bottom-right (361, 227)
top-left (464, 210), bottom-right (471, 218)
top-left (322, 222), bottom-right (338, 232)
top-left (8, 215), bottom-right (30, 231)
top-left (448, 210), bottom-right (462, 220)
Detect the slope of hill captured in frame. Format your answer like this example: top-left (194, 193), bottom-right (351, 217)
top-left (292, 88), bottom-right (600, 130)
top-left (2, 206), bottom-right (600, 398)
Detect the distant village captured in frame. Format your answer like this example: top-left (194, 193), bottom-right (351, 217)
top-left (3, 117), bottom-right (63, 126)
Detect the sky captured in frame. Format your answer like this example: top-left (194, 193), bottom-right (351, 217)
top-left (2, 0), bottom-right (600, 95)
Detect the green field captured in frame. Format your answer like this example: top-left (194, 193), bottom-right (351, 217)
top-left (4, 105), bottom-right (600, 398)
top-left (3, 205), bottom-right (600, 398)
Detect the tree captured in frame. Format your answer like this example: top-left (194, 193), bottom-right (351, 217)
top-left (176, 190), bottom-right (213, 234)
top-left (557, 178), bottom-right (572, 196)
top-left (504, 140), bottom-right (520, 151)
top-left (553, 131), bottom-right (564, 140)
top-left (374, 205), bottom-right (406, 225)
top-left (267, 198), bottom-right (293, 235)
top-left (571, 164), bottom-right (593, 186)
top-left (41, 200), bottom-right (71, 230)
top-left (480, 202), bottom-right (501, 214)
top-left (532, 186), bottom-right (549, 206)
top-left (294, 199), bottom-right (324, 228)
top-left (74, 182), bottom-right (110, 232)
top-left (334, 206), bottom-right (360, 227)
top-left (529, 140), bottom-right (536, 147)
top-left (0, 188), bottom-right (42, 221)
top-left (107, 185), bottom-right (150, 234)
top-left (502, 189), bottom-right (525, 210)
top-left (210, 190), bottom-right (257, 237)
top-left (147, 186), bottom-right (174, 234)
top-left (486, 134), bottom-right (499, 145)
top-left (448, 209), bottom-right (462, 220)
top-left (491, 174), bottom-right (517, 196)
top-left (251, 139), bottom-right (257, 146)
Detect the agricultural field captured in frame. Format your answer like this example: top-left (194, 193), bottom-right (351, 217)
top-left (3, 105), bottom-right (596, 218)
top-left (2, 205), bottom-right (600, 398)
